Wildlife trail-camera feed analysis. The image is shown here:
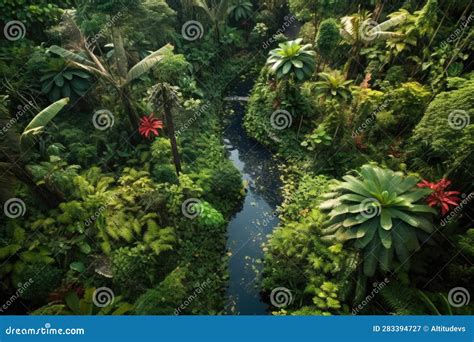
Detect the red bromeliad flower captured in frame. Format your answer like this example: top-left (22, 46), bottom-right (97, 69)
top-left (417, 179), bottom-right (461, 215)
top-left (139, 113), bottom-right (164, 139)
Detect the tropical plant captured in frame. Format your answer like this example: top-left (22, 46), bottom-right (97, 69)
top-left (314, 71), bottom-right (353, 101)
top-left (319, 164), bottom-right (437, 277)
top-left (40, 59), bottom-right (92, 101)
top-left (266, 39), bottom-right (316, 81)
top-left (340, 10), bottom-right (406, 44)
top-left (340, 10), bottom-right (406, 78)
top-left (301, 125), bottom-right (333, 151)
top-left (385, 0), bottom-right (438, 56)
top-left (381, 281), bottom-right (473, 315)
top-left (228, 0), bottom-right (253, 21)
top-left (148, 83), bottom-right (182, 176)
top-left (47, 13), bottom-right (174, 130)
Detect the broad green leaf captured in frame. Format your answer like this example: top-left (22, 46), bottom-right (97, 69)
top-left (124, 44), bottom-right (174, 85)
top-left (48, 45), bottom-right (95, 66)
top-left (378, 226), bottom-right (392, 248)
top-left (21, 98), bottom-right (69, 149)
top-left (380, 209), bottom-right (393, 230)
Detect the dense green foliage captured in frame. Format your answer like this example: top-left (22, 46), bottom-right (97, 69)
top-left (0, 0), bottom-right (472, 317)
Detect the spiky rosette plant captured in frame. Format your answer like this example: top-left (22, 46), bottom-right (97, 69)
top-left (266, 38), bottom-right (316, 81)
top-left (319, 164), bottom-right (436, 277)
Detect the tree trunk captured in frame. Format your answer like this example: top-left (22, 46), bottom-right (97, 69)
top-left (12, 164), bottom-right (63, 208)
top-left (121, 86), bottom-right (140, 131)
top-left (111, 25), bottom-right (128, 81)
top-left (162, 91), bottom-right (182, 177)
top-left (373, 0), bottom-right (384, 21)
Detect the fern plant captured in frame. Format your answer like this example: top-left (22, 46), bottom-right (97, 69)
top-left (380, 282), bottom-right (473, 315)
top-left (320, 164), bottom-right (436, 277)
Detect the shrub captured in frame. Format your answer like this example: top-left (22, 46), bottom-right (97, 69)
top-left (409, 79), bottom-right (474, 182)
top-left (111, 245), bottom-right (159, 298)
top-left (19, 264), bottom-right (63, 305)
top-left (134, 267), bottom-right (187, 315)
top-left (315, 18), bottom-right (340, 62)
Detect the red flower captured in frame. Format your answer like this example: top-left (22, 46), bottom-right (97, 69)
top-left (417, 179), bottom-right (461, 215)
top-left (139, 113), bottom-right (164, 139)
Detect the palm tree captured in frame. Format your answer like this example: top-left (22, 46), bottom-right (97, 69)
top-left (0, 97), bottom-right (69, 207)
top-left (266, 39), bottom-right (316, 82)
top-left (191, 0), bottom-right (232, 42)
top-left (148, 84), bottom-right (182, 177)
top-left (340, 10), bottom-right (406, 78)
top-left (314, 71), bottom-right (353, 101)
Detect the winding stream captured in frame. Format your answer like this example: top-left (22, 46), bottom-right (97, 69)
top-left (223, 82), bottom-right (282, 315)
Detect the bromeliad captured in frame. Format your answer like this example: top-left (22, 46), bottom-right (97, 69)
top-left (417, 179), bottom-right (461, 215)
top-left (139, 113), bottom-right (164, 139)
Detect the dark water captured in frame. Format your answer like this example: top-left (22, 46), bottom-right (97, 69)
top-left (223, 83), bottom-right (282, 315)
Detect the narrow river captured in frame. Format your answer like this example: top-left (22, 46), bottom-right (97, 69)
top-left (223, 81), bottom-right (282, 315)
